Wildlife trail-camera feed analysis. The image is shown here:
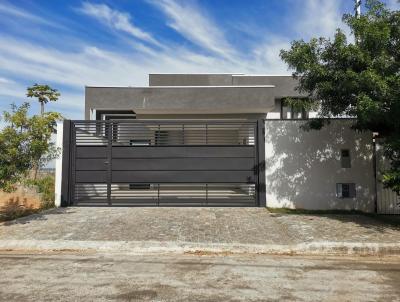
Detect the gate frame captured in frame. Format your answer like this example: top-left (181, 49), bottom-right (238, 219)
top-left (60, 119), bottom-right (266, 207)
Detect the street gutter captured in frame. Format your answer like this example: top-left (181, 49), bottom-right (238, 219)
top-left (1, 240), bottom-right (400, 256)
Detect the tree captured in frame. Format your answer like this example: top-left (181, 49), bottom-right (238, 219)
top-left (0, 103), bottom-right (62, 191)
top-left (0, 104), bottom-right (32, 192)
top-left (27, 84), bottom-right (60, 115)
top-left (280, 0), bottom-right (400, 193)
top-left (28, 109), bottom-right (62, 180)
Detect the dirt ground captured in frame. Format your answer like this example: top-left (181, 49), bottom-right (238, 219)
top-left (0, 187), bottom-right (42, 218)
top-left (1, 253), bottom-right (399, 302)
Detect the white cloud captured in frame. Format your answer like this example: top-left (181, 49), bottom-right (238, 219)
top-left (0, 1), bottom-right (64, 28)
top-left (386, 0), bottom-right (400, 10)
top-left (0, 35), bottom-right (253, 113)
top-left (296, 0), bottom-right (348, 39)
top-left (0, 0), bottom-right (359, 119)
top-left (148, 0), bottom-right (236, 60)
top-left (252, 38), bottom-right (292, 74)
top-left (0, 77), bottom-right (15, 84)
top-left (0, 31), bottom-right (261, 89)
top-left (79, 2), bottom-right (162, 47)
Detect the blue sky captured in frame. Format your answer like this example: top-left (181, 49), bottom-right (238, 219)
top-left (0, 0), bottom-right (399, 119)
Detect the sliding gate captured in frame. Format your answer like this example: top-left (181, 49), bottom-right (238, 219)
top-left (62, 120), bottom-right (265, 206)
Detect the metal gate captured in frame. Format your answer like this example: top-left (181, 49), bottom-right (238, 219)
top-left (376, 141), bottom-right (400, 214)
top-left (61, 120), bottom-right (265, 207)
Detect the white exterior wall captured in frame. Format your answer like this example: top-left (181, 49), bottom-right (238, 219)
top-left (264, 120), bottom-right (375, 212)
top-left (54, 122), bottom-right (63, 207)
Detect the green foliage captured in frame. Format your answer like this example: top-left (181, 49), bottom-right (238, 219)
top-left (299, 118), bottom-right (327, 131)
top-left (282, 97), bottom-right (319, 113)
top-left (267, 207), bottom-right (364, 215)
top-left (25, 175), bottom-right (55, 209)
top-left (382, 138), bottom-right (400, 193)
top-left (0, 102), bottom-right (62, 192)
top-left (29, 110), bottom-right (63, 179)
top-left (27, 84), bottom-right (60, 114)
top-left (0, 103), bottom-right (33, 192)
top-left (280, 0), bottom-right (400, 193)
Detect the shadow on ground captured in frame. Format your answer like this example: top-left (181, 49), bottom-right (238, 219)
top-left (270, 210), bottom-right (400, 233)
top-left (320, 214), bottom-right (400, 231)
top-left (0, 205), bottom-right (73, 226)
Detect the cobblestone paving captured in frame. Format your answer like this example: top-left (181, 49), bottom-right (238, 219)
top-left (0, 207), bottom-right (400, 245)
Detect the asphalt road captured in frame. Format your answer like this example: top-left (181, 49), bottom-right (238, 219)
top-left (1, 253), bottom-right (399, 302)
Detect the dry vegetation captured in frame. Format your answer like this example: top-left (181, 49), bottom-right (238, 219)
top-left (0, 175), bottom-right (54, 222)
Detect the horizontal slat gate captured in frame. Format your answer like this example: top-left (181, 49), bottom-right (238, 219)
top-left (69, 120), bottom-right (260, 206)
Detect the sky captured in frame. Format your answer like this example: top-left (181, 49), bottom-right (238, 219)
top-left (0, 0), bottom-right (399, 120)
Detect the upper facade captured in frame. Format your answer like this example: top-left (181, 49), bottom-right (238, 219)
top-left (85, 73), bottom-right (304, 119)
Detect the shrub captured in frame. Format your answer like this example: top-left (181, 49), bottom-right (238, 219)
top-left (25, 175), bottom-right (55, 209)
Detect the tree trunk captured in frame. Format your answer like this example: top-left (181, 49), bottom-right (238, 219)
top-left (33, 162), bottom-right (39, 180)
top-left (41, 102), bottom-right (44, 115)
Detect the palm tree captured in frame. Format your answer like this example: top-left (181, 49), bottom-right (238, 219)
top-left (27, 84), bottom-right (60, 115)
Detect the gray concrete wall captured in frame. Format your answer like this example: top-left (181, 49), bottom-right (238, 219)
top-left (149, 74), bottom-right (238, 86)
top-left (86, 74), bottom-right (309, 119)
top-left (85, 86), bottom-right (276, 119)
top-left (148, 74), bottom-right (305, 99)
top-left (232, 75), bottom-right (304, 98)
top-left (135, 113), bottom-right (265, 120)
top-left (264, 120), bottom-right (375, 212)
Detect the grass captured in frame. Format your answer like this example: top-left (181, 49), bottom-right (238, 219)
top-left (25, 175), bottom-right (55, 209)
top-left (0, 206), bottom-right (40, 222)
top-left (267, 207), bottom-right (365, 215)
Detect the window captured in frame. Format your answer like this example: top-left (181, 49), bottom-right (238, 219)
top-left (129, 139), bottom-right (151, 146)
top-left (340, 149), bottom-right (351, 168)
top-left (96, 110), bottom-right (136, 121)
top-left (281, 99), bottom-right (309, 119)
top-left (336, 183), bottom-right (356, 198)
top-left (129, 184), bottom-right (151, 190)
top-left (155, 130), bottom-right (169, 145)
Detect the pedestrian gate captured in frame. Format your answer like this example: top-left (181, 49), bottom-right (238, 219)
top-left (61, 120), bottom-right (265, 206)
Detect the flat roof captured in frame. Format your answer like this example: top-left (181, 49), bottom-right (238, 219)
top-left (231, 74), bottom-right (293, 77)
top-left (85, 85), bottom-right (276, 88)
top-left (148, 73), bottom-right (245, 75)
top-left (148, 73), bottom-right (292, 77)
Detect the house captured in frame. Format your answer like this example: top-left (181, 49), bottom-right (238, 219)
top-left (54, 73), bottom-right (399, 213)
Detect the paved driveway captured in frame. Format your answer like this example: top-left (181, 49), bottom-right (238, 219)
top-left (0, 207), bottom-right (400, 245)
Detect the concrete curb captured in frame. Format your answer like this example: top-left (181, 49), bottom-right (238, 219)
top-left (1, 240), bottom-right (400, 256)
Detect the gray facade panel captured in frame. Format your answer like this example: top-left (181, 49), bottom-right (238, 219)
top-left (111, 158), bottom-right (255, 171)
top-left (76, 159), bottom-right (107, 170)
top-left (85, 86), bottom-right (276, 118)
top-left (148, 74), bottom-right (304, 98)
top-left (76, 171), bottom-right (107, 183)
top-left (75, 157), bottom-right (254, 171)
top-left (149, 74), bottom-right (236, 86)
top-left (232, 76), bottom-right (305, 98)
top-left (76, 146), bottom-right (107, 158)
top-left (111, 171), bottom-right (255, 183)
top-left (112, 146), bottom-right (255, 158)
